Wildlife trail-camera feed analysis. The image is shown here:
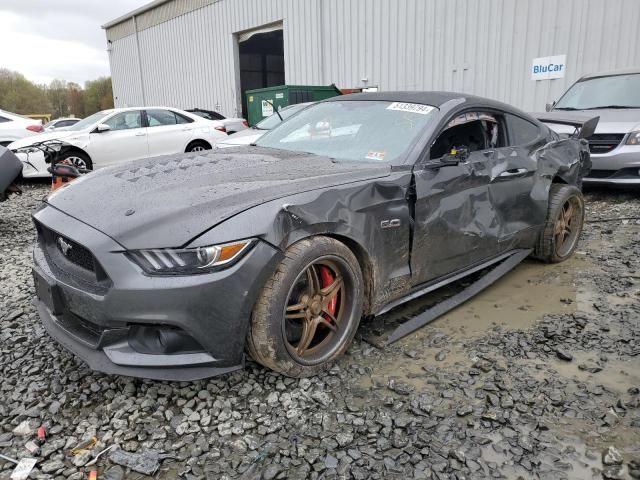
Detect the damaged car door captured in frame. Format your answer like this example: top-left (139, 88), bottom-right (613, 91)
top-left (410, 111), bottom-right (503, 283)
top-left (487, 113), bottom-right (547, 247)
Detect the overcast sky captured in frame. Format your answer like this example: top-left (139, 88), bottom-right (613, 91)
top-left (0, 0), bottom-right (148, 86)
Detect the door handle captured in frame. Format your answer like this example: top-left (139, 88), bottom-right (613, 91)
top-left (135, 132), bottom-right (146, 136)
top-left (497, 168), bottom-right (528, 178)
top-left (182, 127), bottom-right (192, 131)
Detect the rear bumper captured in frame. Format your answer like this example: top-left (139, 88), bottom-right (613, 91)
top-left (32, 205), bottom-right (281, 380)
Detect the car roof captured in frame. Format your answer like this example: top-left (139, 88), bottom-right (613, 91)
top-left (324, 90), bottom-right (524, 114)
top-left (580, 68), bottom-right (640, 80)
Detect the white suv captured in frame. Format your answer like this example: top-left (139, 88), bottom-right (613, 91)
top-left (9, 107), bottom-right (228, 178)
top-left (0, 109), bottom-right (44, 146)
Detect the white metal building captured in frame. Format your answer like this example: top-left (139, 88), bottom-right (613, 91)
top-left (103, 0), bottom-right (640, 118)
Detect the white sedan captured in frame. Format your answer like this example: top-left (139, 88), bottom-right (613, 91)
top-left (0, 109), bottom-right (44, 146)
top-left (8, 107), bottom-right (228, 178)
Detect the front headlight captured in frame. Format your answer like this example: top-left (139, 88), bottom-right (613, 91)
top-left (625, 131), bottom-right (640, 145)
top-left (127, 239), bottom-right (254, 275)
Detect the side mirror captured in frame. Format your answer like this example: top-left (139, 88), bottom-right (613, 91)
top-left (440, 147), bottom-right (469, 165)
top-left (96, 123), bottom-right (111, 133)
top-left (545, 101), bottom-right (556, 112)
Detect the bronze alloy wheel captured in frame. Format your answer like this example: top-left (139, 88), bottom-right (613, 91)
top-left (553, 195), bottom-right (582, 258)
top-left (282, 257), bottom-right (353, 366)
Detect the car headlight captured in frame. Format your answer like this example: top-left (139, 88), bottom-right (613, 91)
top-left (127, 239), bottom-right (254, 275)
top-left (626, 131), bottom-right (640, 145)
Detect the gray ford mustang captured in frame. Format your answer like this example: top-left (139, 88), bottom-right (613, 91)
top-left (31, 92), bottom-right (594, 380)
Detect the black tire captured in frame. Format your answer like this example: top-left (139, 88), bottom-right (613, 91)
top-left (60, 150), bottom-right (92, 171)
top-left (185, 140), bottom-right (211, 153)
top-left (247, 237), bottom-right (364, 377)
top-left (534, 183), bottom-right (585, 263)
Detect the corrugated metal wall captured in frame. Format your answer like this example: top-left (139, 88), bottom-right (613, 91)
top-left (105, 0), bottom-right (640, 116)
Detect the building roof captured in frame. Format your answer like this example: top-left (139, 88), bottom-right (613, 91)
top-left (102, 0), bottom-right (172, 29)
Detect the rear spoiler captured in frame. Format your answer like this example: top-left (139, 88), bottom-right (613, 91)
top-left (532, 112), bottom-right (600, 139)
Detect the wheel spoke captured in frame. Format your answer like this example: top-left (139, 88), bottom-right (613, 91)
top-left (563, 202), bottom-right (574, 223)
top-left (296, 318), bottom-right (318, 355)
top-left (321, 309), bottom-right (339, 328)
top-left (320, 275), bottom-right (343, 305)
top-left (306, 265), bottom-right (321, 296)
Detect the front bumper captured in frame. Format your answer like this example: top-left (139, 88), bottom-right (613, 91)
top-left (584, 145), bottom-right (640, 186)
top-left (32, 205), bottom-right (281, 380)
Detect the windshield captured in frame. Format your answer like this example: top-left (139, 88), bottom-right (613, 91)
top-left (255, 103), bottom-right (309, 130)
top-left (255, 100), bottom-right (436, 163)
top-left (66, 111), bottom-right (112, 131)
top-left (555, 73), bottom-right (640, 110)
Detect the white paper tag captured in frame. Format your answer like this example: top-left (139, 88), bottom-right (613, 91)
top-left (11, 458), bottom-right (37, 480)
top-left (386, 102), bottom-right (434, 115)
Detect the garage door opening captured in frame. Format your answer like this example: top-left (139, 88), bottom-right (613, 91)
top-left (238, 25), bottom-right (284, 118)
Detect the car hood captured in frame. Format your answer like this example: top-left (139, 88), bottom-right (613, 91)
top-left (8, 130), bottom-right (87, 150)
top-left (45, 147), bottom-right (391, 249)
top-left (547, 108), bottom-right (640, 134)
top-left (216, 129), bottom-right (264, 148)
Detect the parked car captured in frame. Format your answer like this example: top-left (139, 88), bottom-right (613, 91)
top-left (44, 117), bottom-right (81, 131)
top-left (186, 108), bottom-right (248, 134)
top-left (0, 109), bottom-right (44, 146)
top-left (31, 92), bottom-right (593, 380)
top-left (215, 102), bottom-right (312, 149)
top-left (9, 107), bottom-right (228, 178)
top-left (544, 68), bottom-right (640, 186)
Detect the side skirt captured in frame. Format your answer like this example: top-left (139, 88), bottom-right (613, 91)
top-left (374, 249), bottom-right (532, 345)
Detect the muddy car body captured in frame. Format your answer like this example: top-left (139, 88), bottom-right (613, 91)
top-left (31, 92), bottom-right (593, 380)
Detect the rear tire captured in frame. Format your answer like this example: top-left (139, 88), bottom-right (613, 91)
top-left (534, 184), bottom-right (585, 263)
top-left (185, 140), bottom-right (211, 152)
top-left (247, 237), bottom-right (364, 377)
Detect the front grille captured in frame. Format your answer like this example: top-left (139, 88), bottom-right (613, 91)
top-left (36, 223), bottom-right (95, 272)
top-left (588, 134), bottom-right (625, 154)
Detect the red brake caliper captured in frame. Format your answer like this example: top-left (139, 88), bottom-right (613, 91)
top-left (318, 266), bottom-right (337, 320)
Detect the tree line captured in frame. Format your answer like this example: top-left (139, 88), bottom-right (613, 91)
top-left (0, 69), bottom-right (114, 119)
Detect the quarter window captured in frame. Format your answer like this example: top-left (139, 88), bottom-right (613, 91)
top-left (506, 114), bottom-right (540, 145)
top-left (0, 115), bottom-right (10, 123)
top-left (104, 111), bottom-right (142, 131)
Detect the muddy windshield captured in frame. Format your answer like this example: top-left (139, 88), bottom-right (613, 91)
top-left (255, 100), bottom-right (436, 163)
top-left (555, 73), bottom-right (640, 110)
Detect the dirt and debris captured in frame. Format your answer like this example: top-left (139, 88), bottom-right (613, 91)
top-left (0, 182), bottom-right (639, 479)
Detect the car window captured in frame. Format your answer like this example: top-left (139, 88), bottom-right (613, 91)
top-left (430, 112), bottom-right (505, 159)
top-left (0, 115), bottom-right (11, 123)
top-left (554, 73), bottom-right (640, 110)
top-left (58, 120), bottom-right (77, 127)
top-left (146, 109), bottom-right (192, 126)
top-left (506, 114), bottom-right (540, 145)
top-left (174, 112), bottom-right (193, 124)
top-left (104, 111), bottom-right (142, 131)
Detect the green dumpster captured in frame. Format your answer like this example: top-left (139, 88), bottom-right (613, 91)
top-left (245, 84), bottom-right (342, 126)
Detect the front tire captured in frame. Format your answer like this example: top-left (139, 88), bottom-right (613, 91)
top-left (60, 151), bottom-right (92, 171)
top-left (247, 237), bottom-right (364, 377)
top-left (534, 184), bottom-right (585, 263)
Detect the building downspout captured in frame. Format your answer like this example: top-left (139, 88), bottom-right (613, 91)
top-left (133, 15), bottom-right (147, 106)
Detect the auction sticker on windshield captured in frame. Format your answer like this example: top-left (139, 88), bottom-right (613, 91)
top-left (386, 102), bottom-right (435, 115)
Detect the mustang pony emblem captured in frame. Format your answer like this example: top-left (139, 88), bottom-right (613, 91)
top-left (57, 237), bottom-right (73, 256)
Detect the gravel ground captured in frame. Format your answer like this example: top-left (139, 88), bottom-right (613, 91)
top-left (1, 182), bottom-right (639, 480)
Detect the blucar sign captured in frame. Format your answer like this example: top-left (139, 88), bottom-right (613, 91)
top-left (531, 55), bottom-right (566, 80)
